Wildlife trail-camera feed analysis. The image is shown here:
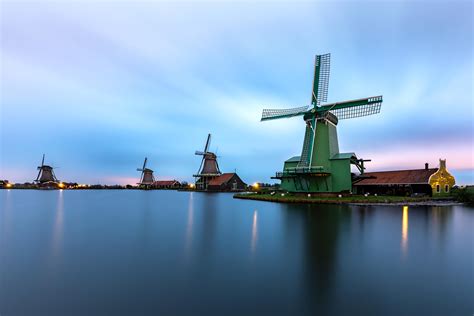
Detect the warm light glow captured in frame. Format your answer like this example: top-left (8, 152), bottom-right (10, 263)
top-left (189, 183), bottom-right (195, 189)
top-left (402, 206), bottom-right (408, 256)
top-left (58, 182), bottom-right (65, 188)
top-left (252, 182), bottom-right (259, 189)
top-left (5, 183), bottom-right (12, 188)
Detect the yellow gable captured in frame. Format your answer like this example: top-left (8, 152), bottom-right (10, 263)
top-left (428, 159), bottom-right (455, 194)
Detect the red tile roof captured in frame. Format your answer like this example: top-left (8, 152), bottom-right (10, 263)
top-left (354, 168), bottom-right (437, 185)
top-left (208, 173), bottom-right (236, 186)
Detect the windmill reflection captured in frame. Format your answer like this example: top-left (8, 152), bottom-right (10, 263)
top-left (283, 204), bottom-right (351, 313)
top-left (185, 193), bottom-right (219, 266)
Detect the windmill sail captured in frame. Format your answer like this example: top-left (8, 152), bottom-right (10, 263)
top-left (311, 53), bottom-right (330, 106)
top-left (322, 96), bottom-right (383, 120)
top-left (261, 105), bottom-right (309, 121)
top-left (298, 122), bottom-right (315, 167)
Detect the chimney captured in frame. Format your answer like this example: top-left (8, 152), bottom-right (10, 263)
top-left (425, 163), bottom-right (429, 170)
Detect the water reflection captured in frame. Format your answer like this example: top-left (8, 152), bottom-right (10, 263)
top-left (51, 190), bottom-right (64, 259)
top-left (251, 210), bottom-right (258, 254)
top-left (185, 192), bottom-right (194, 256)
top-left (197, 194), bottom-right (218, 260)
top-left (430, 206), bottom-right (452, 242)
top-left (401, 206), bottom-right (408, 256)
top-left (0, 189), bottom-right (12, 249)
top-left (283, 204), bottom-right (350, 313)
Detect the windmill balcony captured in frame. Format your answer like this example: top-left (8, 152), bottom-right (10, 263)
top-left (274, 166), bottom-right (331, 179)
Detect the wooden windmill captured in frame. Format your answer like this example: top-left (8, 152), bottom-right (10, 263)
top-left (137, 157), bottom-right (155, 189)
top-left (193, 133), bottom-right (221, 190)
top-left (35, 154), bottom-right (59, 183)
top-left (261, 53), bottom-right (383, 193)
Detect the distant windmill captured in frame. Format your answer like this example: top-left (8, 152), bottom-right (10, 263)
top-left (193, 133), bottom-right (221, 190)
top-left (35, 154), bottom-right (59, 183)
top-left (137, 157), bottom-right (155, 188)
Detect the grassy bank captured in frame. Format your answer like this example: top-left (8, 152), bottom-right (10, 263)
top-left (234, 192), bottom-right (458, 205)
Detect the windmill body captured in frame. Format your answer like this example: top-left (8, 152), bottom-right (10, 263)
top-left (193, 134), bottom-right (221, 190)
top-left (35, 154), bottom-right (59, 183)
top-left (261, 53), bottom-right (383, 193)
top-left (137, 157), bottom-right (155, 188)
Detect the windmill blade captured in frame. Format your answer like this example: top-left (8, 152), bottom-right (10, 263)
top-left (51, 169), bottom-right (58, 182)
top-left (137, 168), bottom-right (143, 171)
top-left (41, 154), bottom-right (45, 167)
top-left (195, 151), bottom-right (205, 156)
top-left (319, 96), bottom-right (383, 120)
top-left (197, 156), bottom-right (205, 175)
top-left (311, 53), bottom-right (330, 106)
top-left (142, 157), bottom-right (147, 170)
top-left (35, 169), bottom-right (42, 181)
top-left (204, 134), bottom-right (211, 153)
top-left (261, 105), bottom-right (309, 121)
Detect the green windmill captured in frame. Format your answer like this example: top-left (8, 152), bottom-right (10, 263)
top-left (261, 53), bottom-right (383, 193)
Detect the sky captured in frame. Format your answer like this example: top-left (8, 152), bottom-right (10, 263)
top-left (1, 0), bottom-right (473, 185)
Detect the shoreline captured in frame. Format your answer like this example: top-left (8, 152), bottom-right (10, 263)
top-left (233, 193), bottom-right (464, 206)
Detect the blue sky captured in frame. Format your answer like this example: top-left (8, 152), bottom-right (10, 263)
top-left (1, 0), bottom-right (473, 185)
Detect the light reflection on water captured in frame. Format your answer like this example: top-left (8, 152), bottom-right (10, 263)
top-left (251, 210), bottom-right (258, 254)
top-left (0, 190), bottom-right (472, 316)
top-left (401, 205), bottom-right (408, 257)
top-left (185, 192), bottom-right (194, 256)
top-left (51, 190), bottom-right (64, 259)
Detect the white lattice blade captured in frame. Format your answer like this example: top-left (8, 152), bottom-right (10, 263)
top-left (330, 101), bottom-right (382, 120)
top-left (261, 105), bottom-right (309, 121)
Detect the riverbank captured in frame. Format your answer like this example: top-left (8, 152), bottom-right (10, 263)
top-left (234, 192), bottom-right (464, 206)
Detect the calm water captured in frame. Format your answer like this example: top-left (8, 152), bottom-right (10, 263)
top-left (0, 190), bottom-right (472, 315)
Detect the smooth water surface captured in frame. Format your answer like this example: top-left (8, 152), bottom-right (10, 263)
top-left (0, 190), bottom-right (472, 315)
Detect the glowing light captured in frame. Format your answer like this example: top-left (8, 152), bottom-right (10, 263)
top-left (189, 183), bottom-right (195, 189)
top-left (401, 206), bottom-right (408, 256)
top-left (58, 182), bottom-right (65, 188)
top-left (5, 183), bottom-right (12, 188)
top-left (252, 182), bottom-right (259, 189)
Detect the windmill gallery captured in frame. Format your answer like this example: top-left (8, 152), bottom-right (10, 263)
top-left (1, 54), bottom-right (456, 197)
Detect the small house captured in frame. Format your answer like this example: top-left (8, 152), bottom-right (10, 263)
top-left (153, 180), bottom-right (181, 189)
top-left (207, 173), bottom-right (247, 191)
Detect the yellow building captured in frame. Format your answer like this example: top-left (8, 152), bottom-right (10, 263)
top-left (428, 159), bottom-right (455, 195)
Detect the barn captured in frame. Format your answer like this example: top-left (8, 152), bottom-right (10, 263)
top-left (354, 160), bottom-right (455, 196)
top-left (153, 180), bottom-right (181, 189)
top-left (207, 173), bottom-right (247, 192)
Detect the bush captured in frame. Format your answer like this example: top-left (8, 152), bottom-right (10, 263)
top-left (451, 186), bottom-right (474, 205)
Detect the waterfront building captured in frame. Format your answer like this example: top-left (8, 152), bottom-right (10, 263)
top-left (153, 180), bottom-right (181, 189)
top-left (354, 160), bottom-right (456, 196)
top-left (206, 173), bottom-right (246, 191)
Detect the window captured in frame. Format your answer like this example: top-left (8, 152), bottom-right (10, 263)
top-left (436, 184), bottom-right (440, 193)
top-left (445, 185), bottom-right (449, 193)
